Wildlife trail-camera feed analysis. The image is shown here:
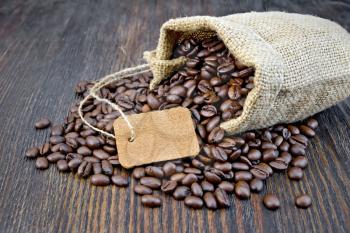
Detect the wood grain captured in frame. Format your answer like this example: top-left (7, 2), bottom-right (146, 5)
top-left (0, 0), bottom-right (349, 232)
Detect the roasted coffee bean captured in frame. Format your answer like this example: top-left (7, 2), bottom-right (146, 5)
top-left (269, 160), bottom-right (288, 171)
top-left (77, 161), bottom-right (92, 178)
top-left (202, 192), bottom-right (217, 210)
top-left (140, 177), bottom-right (161, 189)
top-left (262, 149), bottom-right (279, 162)
top-left (145, 166), bottom-right (164, 178)
top-left (50, 136), bottom-right (65, 145)
top-left (57, 160), bottom-right (69, 172)
top-left (291, 134), bottom-right (308, 147)
top-left (68, 158), bottom-right (82, 171)
top-left (108, 156), bottom-right (120, 166)
top-left (51, 125), bottom-right (64, 136)
top-left (39, 143), bottom-right (50, 155)
top-left (76, 146), bottom-right (91, 156)
top-left (47, 152), bottom-right (65, 163)
top-left (263, 194), bottom-right (280, 210)
top-left (25, 147), bottom-right (39, 159)
top-left (235, 181), bottom-right (250, 199)
top-left (146, 93), bottom-right (160, 110)
top-left (250, 178), bottom-right (264, 192)
top-left (66, 153), bottom-right (83, 162)
top-left (141, 195), bottom-right (161, 207)
top-left (210, 146), bottom-right (227, 162)
top-left (35, 118), bottom-right (51, 129)
top-left (214, 188), bottom-right (230, 208)
top-left (208, 127), bottom-right (225, 144)
top-left (182, 173), bottom-right (198, 186)
top-left (101, 160), bottom-right (113, 175)
top-left (299, 125), bottom-right (315, 137)
top-left (232, 162), bottom-right (249, 171)
top-left (204, 171), bottom-right (221, 184)
top-left (291, 156), bottom-right (308, 169)
top-left (93, 149), bottom-right (109, 160)
top-left (92, 162), bottom-right (102, 174)
top-left (133, 167), bottom-right (145, 179)
top-left (173, 186), bottom-right (191, 200)
top-left (111, 175), bottom-right (129, 187)
top-left (306, 118), bottom-right (318, 129)
top-left (295, 194), bottom-right (312, 208)
top-left (247, 149), bottom-right (262, 161)
top-left (213, 162), bottom-right (232, 172)
top-left (185, 196), bottom-right (203, 209)
top-left (201, 180), bottom-right (215, 192)
top-left (91, 174), bottom-right (110, 186)
top-left (35, 157), bottom-right (49, 170)
top-left (290, 144), bottom-right (306, 157)
top-left (161, 180), bottom-right (178, 194)
top-left (86, 136), bottom-right (101, 149)
top-left (218, 181), bottom-right (234, 193)
top-left (170, 172), bottom-right (186, 182)
top-left (235, 171), bottom-right (253, 182)
top-left (190, 182), bottom-right (203, 197)
top-left (279, 152), bottom-right (292, 164)
top-left (134, 184), bottom-right (153, 195)
top-left (288, 167), bottom-right (303, 180)
top-left (200, 105), bottom-right (217, 117)
top-left (206, 116), bottom-right (220, 132)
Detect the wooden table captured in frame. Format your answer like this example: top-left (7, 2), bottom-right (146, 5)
top-left (0, 1), bottom-right (349, 232)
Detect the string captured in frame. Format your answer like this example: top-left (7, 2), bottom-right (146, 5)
top-left (78, 64), bottom-right (151, 141)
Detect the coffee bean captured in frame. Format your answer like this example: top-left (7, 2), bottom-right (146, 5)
top-left (232, 162), bottom-right (249, 171)
top-left (269, 160), bottom-right (288, 171)
top-left (173, 186), bottom-right (191, 200)
top-left (39, 143), bottom-right (50, 155)
top-left (145, 166), bottom-right (164, 178)
top-left (201, 180), bottom-right (215, 192)
top-left (161, 180), bottom-right (177, 194)
top-left (200, 105), bottom-right (217, 117)
top-left (210, 146), bottom-right (227, 162)
top-left (182, 173), bottom-right (198, 186)
top-left (250, 178), bottom-right (264, 192)
top-left (262, 149), bottom-right (279, 162)
top-left (299, 125), bottom-right (315, 137)
top-left (91, 174), bottom-right (110, 186)
top-left (170, 172), bottom-right (186, 182)
top-left (291, 156), bottom-right (308, 169)
top-left (204, 171), bottom-right (221, 184)
top-left (50, 136), bottom-right (65, 145)
top-left (218, 181), bottom-right (234, 193)
top-left (295, 194), bottom-right (312, 208)
top-left (101, 160), bottom-right (113, 175)
top-left (185, 196), bottom-right (203, 209)
top-left (203, 192), bottom-right (217, 209)
top-left (35, 157), bottom-right (49, 170)
top-left (235, 171), bottom-right (253, 181)
top-left (141, 195), bottom-right (162, 207)
top-left (57, 160), bottom-right (69, 172)
top-left (235, 181), bottom-right (250, 199)
top-left (47, 152), bottom-right (65, 163)
top-left (68, 157), bottom-right (82, 171)
top-left (111, 175), bottom-right (129, 187)
top-left (146, 93), bottom-right (160, 110)
top-left (92, 162), bottom-right (102, 174)
top-left (25, 147), bottom-right (39, 159)
top-left (214, 188), bottom-right (230, 208)
top-left (290, 144), bottom-right (305, 156)
top-left (263, 194), bottom-right (280, 210)
top-left (86, 136), bottom-right (101, 149)
top-left (77, 161), bottom-right (92, 178)
top-left (93, 149), bottom-right (109, 160)
top-left (247, 149), bottom-right (262, 161)
top-left (134, 184), bottom-right (153, 195)
top-left (208, 127), bottom-right (225, 144)
top-left (50, 125), bottom-right (64, 136)
top-left (133, 167), bottom-right (145, 179)
top-left (35, 118), bottom-right (51, 129)
top-left (306, 118), bottom-right (318, 129)
top-left (140, 177), bottom-right (161, 189)
top-left (288, 167), bottom-right (303, 180)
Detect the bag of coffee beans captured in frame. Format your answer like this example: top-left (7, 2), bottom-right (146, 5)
top-left (144, 12), bottom-right (350, 134)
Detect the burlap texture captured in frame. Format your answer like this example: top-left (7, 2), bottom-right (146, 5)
top-left (144, 12), bottom-right (350, 134)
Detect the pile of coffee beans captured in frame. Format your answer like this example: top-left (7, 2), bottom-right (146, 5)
top-left (25, 35), bottom-right (316, 210)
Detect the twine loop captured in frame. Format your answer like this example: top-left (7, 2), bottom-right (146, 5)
top-left (78, 64), bottom-right (151, 141)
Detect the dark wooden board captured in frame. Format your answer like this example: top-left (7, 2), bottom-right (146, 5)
top-left (0, 0), bottom-right (349, 232)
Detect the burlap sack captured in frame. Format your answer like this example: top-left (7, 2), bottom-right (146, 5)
top-left (144, 12), bottom-right (350, 135)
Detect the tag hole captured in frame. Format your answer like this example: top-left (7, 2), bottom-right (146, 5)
top-left (128, 137), bottom-right (134, 142)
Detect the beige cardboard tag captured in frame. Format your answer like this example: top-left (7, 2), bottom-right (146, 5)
top-left (113, 107), bottom-right (200, 168)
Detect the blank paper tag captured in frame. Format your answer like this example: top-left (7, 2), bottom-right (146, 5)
top-left (113, 107), bottom-right (200, 168)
